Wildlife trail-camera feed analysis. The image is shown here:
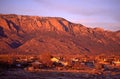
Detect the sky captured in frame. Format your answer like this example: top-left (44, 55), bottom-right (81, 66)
top-left (0, 0), bottom-right (120, 31)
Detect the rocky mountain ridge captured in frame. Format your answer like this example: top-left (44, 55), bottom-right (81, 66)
top-left (0, 14), bottom-right (120, 55)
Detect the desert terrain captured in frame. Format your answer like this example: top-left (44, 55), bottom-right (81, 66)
top-left (0, 54), bottom-right (120, 79)
top-left (0, 14), bottom-right (120, 79)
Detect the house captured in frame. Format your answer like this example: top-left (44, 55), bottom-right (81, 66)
top-left (59, 61), bottom-right (68, 66)
top-left (31, 61), bottom-right (44, 69)
top-left (72, 58), bottom-right (79, 62)
top-left (85, 61), bottom-right (94, 68)
top-left (113, 60), bottom-right (120, 66)
top-left (51, 57), bottom-right (59, 63)
top-left (51, 57), bottom-right (68, 66)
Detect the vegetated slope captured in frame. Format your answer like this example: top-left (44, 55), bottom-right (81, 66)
top-left (0, 14), bottom-right (120, 55)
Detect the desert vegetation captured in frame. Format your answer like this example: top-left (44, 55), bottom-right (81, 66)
top-left (0, 54), bottom-right (120, 79)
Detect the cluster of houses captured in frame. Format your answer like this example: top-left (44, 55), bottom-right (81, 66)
top-left (6, 55), bottom-right (120, 72)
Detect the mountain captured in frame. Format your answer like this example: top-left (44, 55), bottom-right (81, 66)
top-left (0, 14), bottom-right (120, 55)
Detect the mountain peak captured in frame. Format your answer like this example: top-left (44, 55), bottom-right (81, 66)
top-left (0, 14), bottom-right (85, 33)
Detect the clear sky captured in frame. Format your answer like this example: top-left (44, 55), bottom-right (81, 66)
top-left (0, 0), bottom-right (120, 31)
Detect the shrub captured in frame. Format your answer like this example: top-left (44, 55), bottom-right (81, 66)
top-left (95, 63), bottom-right (104, 70)
top-left (39, 53), bottom-right (53, 68)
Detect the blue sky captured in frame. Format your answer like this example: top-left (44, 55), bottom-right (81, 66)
top-left (0, 0), bottom-right (120, 31)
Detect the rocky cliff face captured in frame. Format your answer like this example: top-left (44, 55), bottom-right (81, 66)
top-left (0, 14), bottom-right (120, 55)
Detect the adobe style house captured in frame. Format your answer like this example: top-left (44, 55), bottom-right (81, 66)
top-left (113, 60), bottom-right (120, 66)
top-left (51, 57), bottom-right (68, 66)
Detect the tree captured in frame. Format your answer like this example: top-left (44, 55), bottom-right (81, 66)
top-left (39, 53), bottom-right (53, 68)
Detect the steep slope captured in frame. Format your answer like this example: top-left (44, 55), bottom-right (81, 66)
top-left (0, 14), bottom-right (120, 55)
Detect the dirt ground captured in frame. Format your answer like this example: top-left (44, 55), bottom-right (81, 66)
top-left (0, 68), bottom-right (120, 79)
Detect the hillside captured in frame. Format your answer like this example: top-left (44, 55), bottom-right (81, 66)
top-left (0, 14), bottom-right (120, 55)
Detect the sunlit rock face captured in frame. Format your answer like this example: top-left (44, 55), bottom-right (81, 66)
top-left (0, 14), bottom-right (120, 55)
